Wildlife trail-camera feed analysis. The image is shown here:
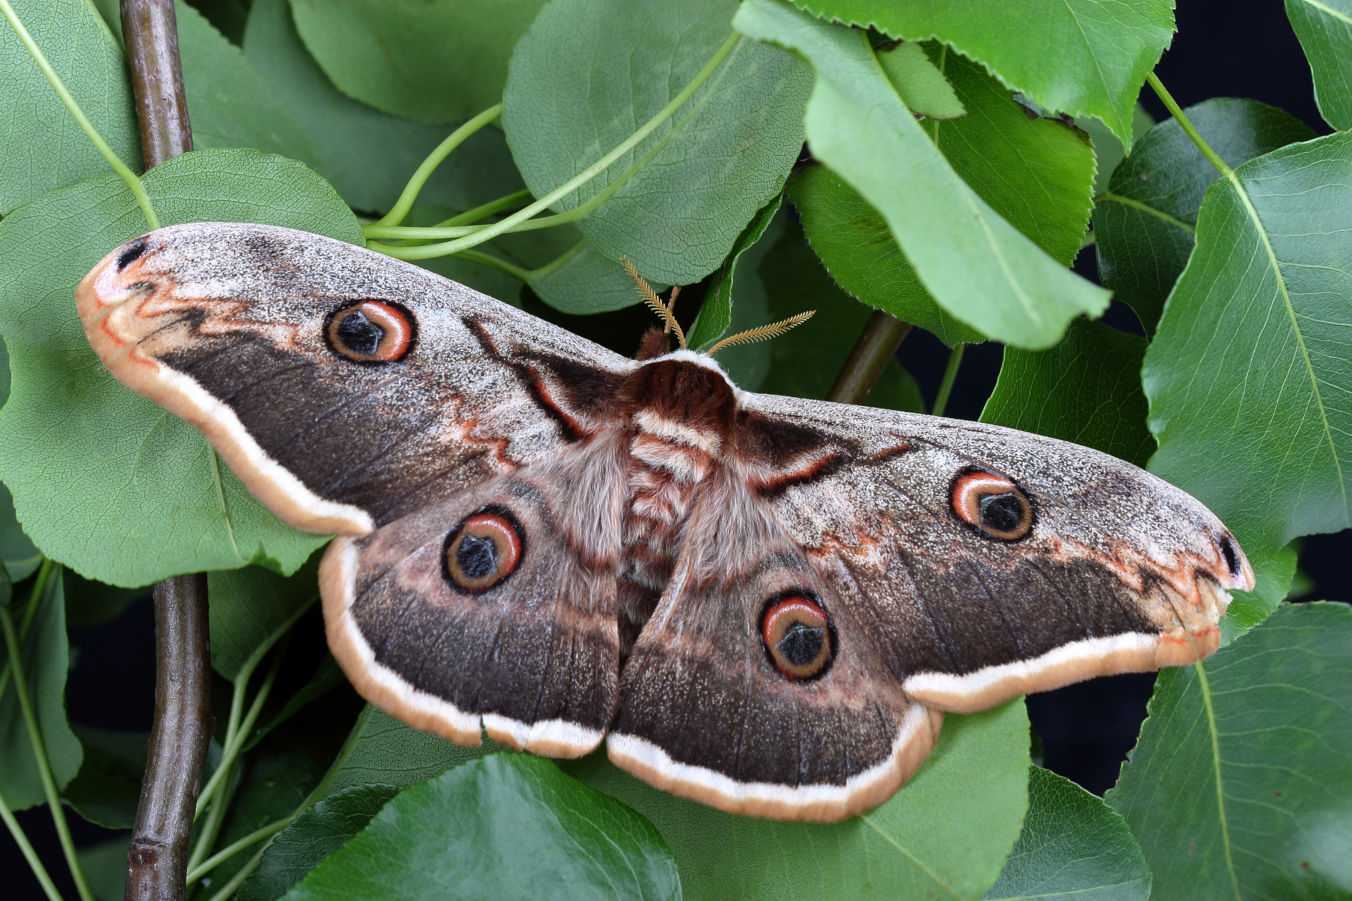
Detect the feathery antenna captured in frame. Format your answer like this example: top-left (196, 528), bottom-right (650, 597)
top-left (706, 311), bottom-right (816, 355)
top-left (624, 258), bottom-right (686, 350)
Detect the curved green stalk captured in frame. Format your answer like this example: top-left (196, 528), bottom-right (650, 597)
top-left (932, 344), bottom-right (965, 417)
top-left (186, 815), bottom-right (289, 885)
top-left (0, 789), bottom-right (62, 901)
top-left (363, 188), bottom-right (534, 241)
top-left (0, 0), bottom-right (158, 228)
top-left (454, 249), bottom-right (534, 283)
top-left (373, 103), bottom-right (505, 228)
top-left (0, 560), bottom-right (55, 701)
top-left (0, 607), bottom-right (93, 901)
top-left (1146, 73), bottom-right (1233, 179)
top-left (368, 32), bottom-right (742, 262)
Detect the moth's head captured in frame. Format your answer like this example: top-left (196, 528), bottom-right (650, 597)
top-left (623, 258), bottom-right (813, 362)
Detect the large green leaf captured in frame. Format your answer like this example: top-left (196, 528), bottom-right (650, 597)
top-left (282, 756), bottom-right (680, 901)
top-left (0, 0), bottom-right (139, 214)
top-left (237, 783), bottom-right (401, 901)
top-left (289, 0), bottom-right (547, 124)
top-left (687, 194), bottom-right (781, 350)
top-left (1284, 0), bottom-right (1352, 131)
top-left (0, 150), bottom-right (359, 586)
top-left (1143, 132), bottom-right (1352, 629)
top-left (242, 0), bottom-right (525, 215)
top-left (981, 319), bottom-right (1152, 469)
top-left (0, 568), bottom-right (82, 810)
top-left (1108, 602), bottom-right (1352, 899)
top-left (983, 767), bottom-right (1149, 901)
top-left (174, 2), bottom-right (318, 164)
top-left (322, 706), bottom-right (491, 796)
top-left (0, 338), bottom-right (41, 581)
top-left (791, 46), bottom-right (1095, 348)
top-left (1094, 99), bottom-right (1315, 334)
top-left (790, 0), bottom-right (1173, 146)
top-left (571, 702), bottom-right (1028, 901)
top-left (504, 0), bottom-right (811, 285)
top-left (735, 0), bottom-right (1108, 349)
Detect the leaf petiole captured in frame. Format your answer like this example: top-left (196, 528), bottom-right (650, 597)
top-left (932, 344), bottom-right (966, 418)
top-left (368, 31), bottom-right (742, 262)
top-left (0, 604), bottom-right (93, 901)
top-left (1145, 73), bottom-right (1234, 180)
top-left (373, 103), bottom-right (505, 229)
top-left (0, 0), bottom-right (158, 229)
top-left (0, 787), bottom-right (62, 901)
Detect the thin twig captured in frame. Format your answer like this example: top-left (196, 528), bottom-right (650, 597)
top-left (826, 310), bottom-right (913, 405)
top-left (120, 6), bottom-right (208, 900)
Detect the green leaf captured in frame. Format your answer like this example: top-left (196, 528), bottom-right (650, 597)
top-left (283, 756), bottom-right (680, 901)
top-left (981, 319), bottom-right (1153, 469)
top-left (1108, 602), bottom-right (1352, 899)
top-left (289, 0), bottom-right (547, 124)
top-left (791, 44), bottom-right (1096, 348)
top-left (0, 0), bottom-right (139, 214)
top-left (1284, 0), bottom-right (1352, 131)
top-left (1079, 105), bottom-right (1156, 197)
top-left (1143, 132), bottom-right (1352, 632)
top-left (790, 0), bottom-right (1173, 146)
top-left (209, 557), bottom-right (320, 681)
top-left (0, 481), bottom-right (42, 582)
top-left (242, 0), bottom-right (525, 215)
top-left (687, 194), bottom-right (781, 349)
top-left (237, 783), bottom-right (401, 901)
top-left (62, 725), bottom-right (147, 829)
top-left (527, 240), bottom-right (662, 315)
top-left (736, 0), bottom-right (1108, 349)
top-left (174, 1), bottom-right (319, 165)
top-left (0, 149), bottom-right (360, 587)
top-left (0, 567), bottom-right (82, 810)
top-left (1095, 99), bottom-right (1315, 334)
top-left (789, 164), bottom-right (980, 348)
top-left (571, 701), bottom-right (1028, 901)
top-left (983, 767), bottom-right (1149, 901)
top-left (877, 41), bottom-right (963, 120)
top-left (503, 0), bottom-right (811, 284)
top-left (323, 706), bottom-right (492, 796)
top-left (714, 210), bottom-right (923, 412)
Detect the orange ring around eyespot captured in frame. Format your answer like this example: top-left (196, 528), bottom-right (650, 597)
top-left (951, 470), bottom-right (1033, 540)
top-left (443, 509), bottom-right (524, 593)
top-left (325, 300), bottom-right (415, 363)
top-left (761, 593), bottom-right (834, 681)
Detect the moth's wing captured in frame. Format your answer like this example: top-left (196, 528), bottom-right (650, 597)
top-left (77, 223), bottom-right (636, 535)
top-left (608, 465), bottom-right (941, 822)
top-left (322, 435), bottom-right (630, 755)
top-left (733, 392), bottom-right (1255, 714)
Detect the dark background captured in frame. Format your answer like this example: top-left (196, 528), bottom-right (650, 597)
top-left (10, 1), bottom-right (1351, 898)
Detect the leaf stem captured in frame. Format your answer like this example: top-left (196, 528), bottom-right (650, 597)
top-left (186, 815), bottom-right (289, 884)
top-left (189, 630), bottom-right (289, 871)
top-left (0, 0), bottom-right (158, 228)
top-left (454, 249), bottom-right (534, 283)
top-left (1145, 73), bottom-right (1234, 179)
top-left (932, 344), bottom-right (965, 417)
top-left (373, 103), bottom-right (506, 228)
top-left (0, 605), bottom-right (94, 901)
top-left (0, 788), bottom-right (63, 901)
top-left (362, 188), bottom-right (535, 241)
top-left (0, 559), bottom-right (55, 701)
top-left (367, 32), bottom-right (742, 262)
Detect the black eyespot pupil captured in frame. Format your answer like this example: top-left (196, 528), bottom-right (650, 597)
top-left (337, 310), bottom-right (383, 356)
top-left (777, 621), bottom-right (824, 667)
top-left (456, 534), bottom-right (498, 580)
top-left (979, 493), bottom-right (1024, 532)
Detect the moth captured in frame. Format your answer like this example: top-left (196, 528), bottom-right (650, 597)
top-left (77, 223), bottom-right (1252, 821)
